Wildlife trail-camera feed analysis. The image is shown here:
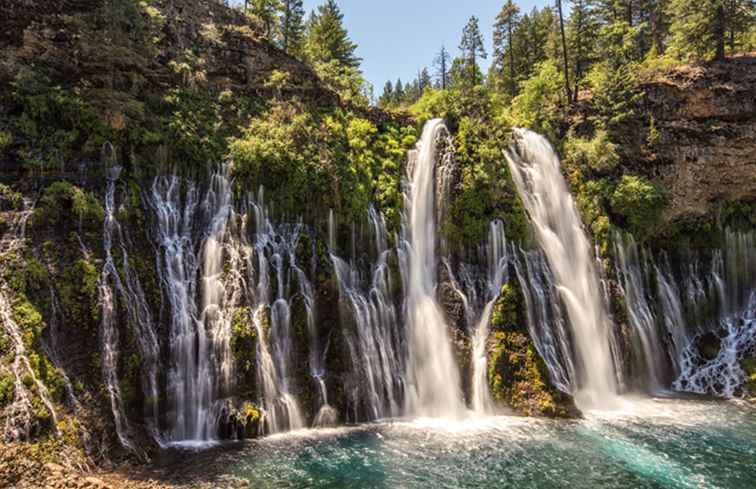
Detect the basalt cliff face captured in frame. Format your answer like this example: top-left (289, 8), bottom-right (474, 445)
top-left (640, 55), bottom-right (756, 223)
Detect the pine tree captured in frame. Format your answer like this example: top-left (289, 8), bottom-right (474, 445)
top-left (305, 0), bottom-right (361, 68)
top-left (493, 0), bottom-right (520, 98)
top-left (459, 16), bottom-right (487, 86)
top-left (280, 0), bottom-right (305, 56)
top-left (394, 78), bottom-right (404, 105)
top-left (666, 0), bottom-right (740, 60)
top-left (379, 80), bottom-right (394, 107)
top-left (725, 0), bottom-right (756, 52)
top-left (568, 0), bottom-right (599, 100)
top-left (555, 0), bottom-right (573, 101)
top-left (249, 0), bottom-right (282, 39)
top-left (418, 67), bottom-right (432, 93)
top-left (433, 45), bottom-right (451, 90)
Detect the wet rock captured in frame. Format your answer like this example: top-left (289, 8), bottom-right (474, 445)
top-left (696, 331), bottom-right (722, 361)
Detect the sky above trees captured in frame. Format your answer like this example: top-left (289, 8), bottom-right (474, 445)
top-left (299, 0), bottom-right (550, 91)
top-left (232, 0), bottom-right (549, 91)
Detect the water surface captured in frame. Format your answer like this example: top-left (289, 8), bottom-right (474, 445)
top-left (229, 399), bottom-right (756, 488)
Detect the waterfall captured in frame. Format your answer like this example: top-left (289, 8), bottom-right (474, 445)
top-left (98, 165), bottom-right (136, 451)
top-left (512, 247), bottom-right (575, 393)
top-left (613, 233), bottom-right (669, 392)
top-left (402, 119), bottom-right (465, 418)
top-left (295, 236), bottom-right (336, 427)
top-left (150, 173), bottom-right (205, 442)
top-left (97, 162), bottom-right (162, 443)
top-left (331, 207), bottom-right (404, 422)
top-left (471, 222), bottom-right (508, 414)
top-left (0, 199), bottom-right (60, 441)
top-left (249, 194), bottom-right (305, 433)
top-left (505, 129), bottom-right (620, 409)
top-left (611, 229), bottom-right (755, 397)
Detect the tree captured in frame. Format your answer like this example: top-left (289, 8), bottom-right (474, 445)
top-left (280, 0), bottom-right (305, 56)
top-left (418, 67), bottom-right (432, 93)
top-left (568, 0), bottom-right (599, 100)
top-left (379, 80), bottom-right (394, 107)
top-left (305, 0), bottom-right (361, 68)
top-left (433, 45), bottom-right (451, 90)
top-left (394, 78), bottom-right (405, 104)
top-left (249, 0), bottom-right (282, 39)
top-left (459, 16), bottom-right (487, 86)
top-left (555, 0), bottom-right (572, 101)
top-left (493, 0), bottom-right (521, 98)
top-left (667, 0), bottom-right (730, 60)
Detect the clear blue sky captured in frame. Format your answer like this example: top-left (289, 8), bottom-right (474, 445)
top-left (300, 0), bottom-right (551, 92)
top-left (230, 1), bottom-right (552, 91)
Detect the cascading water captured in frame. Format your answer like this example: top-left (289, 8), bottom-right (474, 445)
top-left (512, 248), bottom-right (575, 393)
top-left (505, 129), bottom-right (620, 409)
top-left (331, 207), bottom-right (404, 421)
top-left (0, 199), bottom-right (60, 441)
top-left (248, 194), bottom-right (305, 433)
top-left (613, 233), bottom-right (669, 392)
top-left (613, 228), bottom-right (756, 397)
top-left (98, 165), bottom-right (136, 451)
top-left (95, 157), bottom-right (162, 447)
top-left (469, 221), bottom-right (509, 414)
top-left (401, 119), bottom-right (465, 418)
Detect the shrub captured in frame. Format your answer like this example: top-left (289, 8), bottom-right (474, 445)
top-left (564, 130), bottom-right (619, 176)
top-left (33, 182), bottom-right (104, 228)
top-left (610, 175), bottom-right (664, 235)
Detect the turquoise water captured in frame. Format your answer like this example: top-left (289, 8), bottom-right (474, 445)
top-left (228, 399), bottom-right (756, 488)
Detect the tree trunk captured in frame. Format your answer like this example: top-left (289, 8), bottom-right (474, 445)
top-left (714, 3), bottom-right (726, 61)
top-left (556, 0), bottom-right (572, 102)
top-left (508, 19), bottom-right (516, 98)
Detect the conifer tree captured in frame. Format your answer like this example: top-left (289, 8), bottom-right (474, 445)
top-left (666, 0), bottom-right (740, 60)
top-left (379, 80), bottom-right (394, 107)
top-left (459, 16), bottom-right (487, 86)
top-left (555, 0), bottom-right (573, 101)
top-left (280, 0), bottom-right (305, 56)
top-left (305, 0), bottom-right (361, 68)
top-left (433, 45), bottom-right (451, 89)
top-left (493, 0), bottom-right (520, 98)
top-left (249, 0), bottom-right (282, 39)
top-left (568, 0), bottom-right (599, 100)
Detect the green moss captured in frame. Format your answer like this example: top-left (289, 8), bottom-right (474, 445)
top-left (490, 283), bottom-right (522, 332)
top-left (58, 258), bottom-right (100, 328)
top-left (0, 131), bottom-right (12, 153)
top-left (0, 183), bottom-right (23, 210)
top-left (33, 181), bottom-right (104, 229)
top-left (231, 306), bottom-right (259, 397)
top-left (0, 372), bottom-right (14, 408)
top-left (488, 331), bottom-right (576, 418)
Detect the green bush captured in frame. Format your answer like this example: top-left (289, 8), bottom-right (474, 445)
top-left (33, 181), bottom-right (104, 228)
top-left (507, 61), bottom-right (565, 139)
top-left (564, 130), bottom-right (619, 176)
top-left (610, 175), bottom-right (664, 235)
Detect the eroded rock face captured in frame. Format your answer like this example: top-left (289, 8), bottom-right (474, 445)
top-left (641, 55), bottom-right (756, 222)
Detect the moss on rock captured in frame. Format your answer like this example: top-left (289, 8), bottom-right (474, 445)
top-left (486, 281), bottom-right (579, 418)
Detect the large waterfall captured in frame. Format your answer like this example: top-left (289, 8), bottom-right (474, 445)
top-left (505, 129), bottom-right (620, 409)
top-left (402, 119), bottom-right (465, 418)
top-left (19, 123), bottom-right (750, 453)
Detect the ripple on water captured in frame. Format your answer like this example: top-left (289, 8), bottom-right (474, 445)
top-left (230, 399), bottom-right (756, 489)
